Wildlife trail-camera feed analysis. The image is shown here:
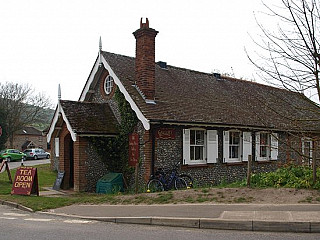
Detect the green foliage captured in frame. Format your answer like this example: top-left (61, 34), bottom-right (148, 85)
top-left (250, 166), bottom-right (320, 189)
top-left (91, 89), bottom-right (138, 176)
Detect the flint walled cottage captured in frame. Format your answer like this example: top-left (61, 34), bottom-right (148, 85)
top-left (47, 19), bottom-right (320, 192)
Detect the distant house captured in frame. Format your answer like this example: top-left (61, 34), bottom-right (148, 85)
top-left (47, 19), bottom-right (320, 192)
top-left (10, 126), bottom-right (48, 151)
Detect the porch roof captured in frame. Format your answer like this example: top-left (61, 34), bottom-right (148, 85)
top-left (59, 100), bottom-right (119, 135)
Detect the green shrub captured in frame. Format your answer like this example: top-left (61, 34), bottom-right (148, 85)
top-left (250, 166), bottom-right (320, 189)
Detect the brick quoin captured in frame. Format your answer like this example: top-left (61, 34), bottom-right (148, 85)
top-left (73, 136), bottom-right (88, 192)
top-left (133, 18), bottom-right (158, 100)
top-left (143, 130), bottom-right (152, 181)
top-left (59, 124), bottom-right (71, 189)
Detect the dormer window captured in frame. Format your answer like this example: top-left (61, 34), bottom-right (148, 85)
top-left (104, 75), bottom-right (114, 95)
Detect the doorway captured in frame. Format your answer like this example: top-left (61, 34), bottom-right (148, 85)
top-left (63, 134), bottom-right (74, 189)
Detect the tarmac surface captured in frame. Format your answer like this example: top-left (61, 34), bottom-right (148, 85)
top-left (1, 188), bottom-right (320, 233)
top-left (37, 188), bottom-right (320, 233)
top-left (1, 160), bottom-right (320, 233)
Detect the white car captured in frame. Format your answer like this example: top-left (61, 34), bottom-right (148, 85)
top-left (23, 148), bottom-right (50, 160)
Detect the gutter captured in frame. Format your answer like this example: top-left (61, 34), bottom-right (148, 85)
top-left (149, 119), bottom-right (320, 134)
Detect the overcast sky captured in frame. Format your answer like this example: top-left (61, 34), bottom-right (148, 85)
top-left (1, 0), bottom-right (285, 106)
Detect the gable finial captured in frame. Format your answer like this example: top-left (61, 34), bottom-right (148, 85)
top-left (99, 36), bottom-right (102, 51)
top-left (99, 36), bottom-right (102, 67)
top-left (58, 84), bottom-right (61, 100)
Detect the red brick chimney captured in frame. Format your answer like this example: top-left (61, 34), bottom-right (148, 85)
top-left (133, 18), bottom-right (158, 101)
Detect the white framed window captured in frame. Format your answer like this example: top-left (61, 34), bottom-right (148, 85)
top-left (260, 133), bottom-right (270, 158)
top-left (256, 132), bottom-right (278, 161)
top-left (104, 75), bottom-right (114, 95)
top-left (229, 131), bottom-right (241, 160)
top-left (183, 129), bottom-right (218, 165)
top-left (190, 129), bottom-right (206, 164)
top-left (302, 138), bottom-right (312, 166)
top-left (223, 130), bottom-right (252, 163)
top-left (242, 132), bottom-right (252, 161)
top-left (55, 138), bottom-right (59, 157)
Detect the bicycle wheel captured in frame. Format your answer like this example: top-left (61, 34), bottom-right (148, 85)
top-left (147, 179), bottom-right (164, 193)
top-left (179, 174), bottom-right (193, 188)
top-left (174, 177), bottom-right (187, 190)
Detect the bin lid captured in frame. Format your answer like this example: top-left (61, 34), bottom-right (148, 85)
top-left (99, 172), bottom-right (123, 182)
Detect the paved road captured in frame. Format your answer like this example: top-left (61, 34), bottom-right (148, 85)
top-left (1, 205), bottom-right (319, 240)
top-left (1, 159), bottom-right (50, 172)
top-left (52, 203), bottom-right (320, 219)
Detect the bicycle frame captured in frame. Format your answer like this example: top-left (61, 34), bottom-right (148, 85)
top-left (155, 168), bottom-right (178, 191)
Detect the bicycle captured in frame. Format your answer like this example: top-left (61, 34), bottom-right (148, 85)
top-left (147, 163), bottom-right (188, 193)
top-left (173, 161), bottom-right (194, 189)
top-left (179, 173), bottom-right (194, 189)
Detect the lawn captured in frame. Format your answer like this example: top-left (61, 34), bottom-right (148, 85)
top-left (0, 164), bottom-right (121, 211)
top-left (1, 164), bottom-right (320, 212)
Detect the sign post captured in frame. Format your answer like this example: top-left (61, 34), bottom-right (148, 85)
top-left (247, 155), bottom-right (252, 187)
top-left (11, 166), bottom-right (39, 196)
top-left (0, 159), bottom-right (12, 183)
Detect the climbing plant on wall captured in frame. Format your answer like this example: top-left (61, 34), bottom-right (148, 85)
top-left (91, 88), bottom-right (138, 176)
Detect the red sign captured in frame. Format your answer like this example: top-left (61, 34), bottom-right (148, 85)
top-left (156, 128), bottom-right (175, 140)
top-left (129, 133), bottom-right (139, 167)
top-left (11, 167), bottom-right (39, 196)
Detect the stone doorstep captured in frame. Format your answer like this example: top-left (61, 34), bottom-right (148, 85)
top-left (40, 187), bottom-right (74, 196)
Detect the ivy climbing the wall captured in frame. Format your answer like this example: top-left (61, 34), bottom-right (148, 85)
top-left (91, 88), bottom-right (138, 178)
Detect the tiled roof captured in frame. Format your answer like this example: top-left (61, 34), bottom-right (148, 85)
top-left (16, 126), bottom-right (42, 135)
top-left (60, 100), bottom-right (119, 135)
top-left (101, 51), bottom-right (320, 132)
top-left (21, 140), bottom-right (34, 148)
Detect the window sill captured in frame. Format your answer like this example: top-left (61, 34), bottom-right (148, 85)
top-left (224, 162), bottom-right (245, 166)
top-left (256, 160), bottom-right (273, 164)
top-left (181, 164), bottom-right (213, 170)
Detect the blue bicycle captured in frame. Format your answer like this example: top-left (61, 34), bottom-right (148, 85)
top-left (147, 163), bottom-right (187, 192)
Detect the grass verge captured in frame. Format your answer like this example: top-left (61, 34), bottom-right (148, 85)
top-left (1, 164), bottom-right (320, 211)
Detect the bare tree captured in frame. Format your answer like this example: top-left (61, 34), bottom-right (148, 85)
top-left (247, 0), bottom-right (320, 103)
top-left (0, 108), bottom-right (8, 150)
top-left (247, 0), bottom-right (320, 182)
top-left (0, 82), bottom-right (52, 148)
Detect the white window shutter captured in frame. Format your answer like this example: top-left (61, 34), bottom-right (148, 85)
top-left (223, 131), bottom-right (229, 163)
top-left (255, 132), bottom-right (261, 161)
top-left (183, 129), bottom-right (190, 165)
top-left (242, 132), bottom-right (252, 161)
top-left (271, 133), bottom-right (279, 160)
top-left (207, 130), bottom-right (218, 163)
top-left (55, 138), bottom-right (59, 157)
